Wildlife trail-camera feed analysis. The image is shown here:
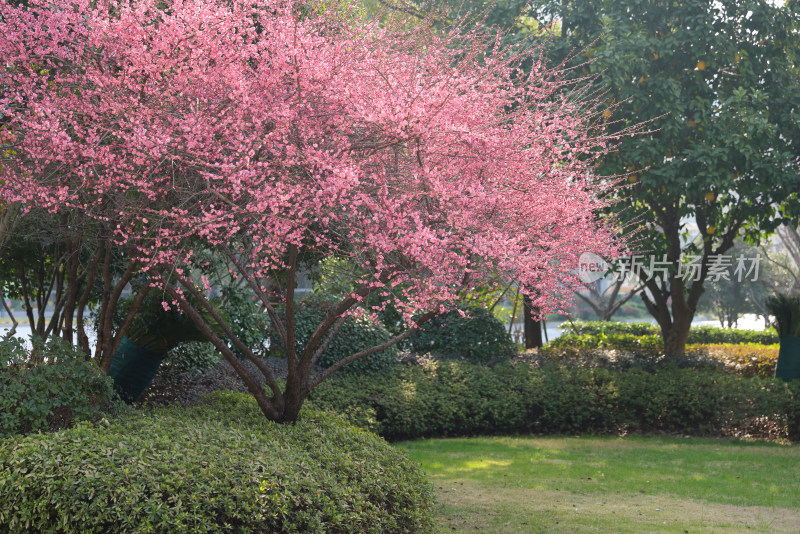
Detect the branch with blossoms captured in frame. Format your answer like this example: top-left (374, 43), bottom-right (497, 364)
top-left (0, 0), bottom-right (639, 421)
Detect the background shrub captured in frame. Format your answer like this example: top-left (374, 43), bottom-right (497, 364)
top-left (409, 305), bottom-right (516, 362)
top-left (547, 332), bottom-right (664, 355)
top-left (0, 391), bottom-right (435, 534)
top-left (311, 361), bottom-right (798, 441)
top-left (164, 341), bottom-right (221, 373)
top-left (0, 337), bottom-right (120, 438)
top-left (685, 343), bottom-right (779, 378)
top-left (270, 294), bottom-right (399, 375)
top-left (561, 320), bottom-right (778, 345)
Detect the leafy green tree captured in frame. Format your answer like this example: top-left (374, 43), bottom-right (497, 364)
top-left (526, 0), bottom-right (800, 355)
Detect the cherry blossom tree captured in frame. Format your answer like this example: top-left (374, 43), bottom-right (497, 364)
top-left (0, 0), bottom-right (631, 421)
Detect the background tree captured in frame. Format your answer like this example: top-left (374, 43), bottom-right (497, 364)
top-left (526, 0), bottom-right (800, 355)
top-left (574, 277), bottom-right (644, 322)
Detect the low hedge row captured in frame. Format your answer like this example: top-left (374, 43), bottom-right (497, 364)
top-left (561, 320), bottom-right (778, 345)
top-left (541, 339), bottom-right (780, 378)
top-left (687, 343), bottom-right (779, 379)
top-left (0, 391), bottom-right (435, 534)
top-left (310, 361), bottom-right (800, 441)
top-left (547, 332), bottom-right (664, 353)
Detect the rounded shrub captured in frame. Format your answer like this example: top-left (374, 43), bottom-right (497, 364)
top-left (410, 305), bottom-right (516, 362)
top-left (271, 294), bottom-right (399, 375)
top-left (0, 337), bottom-right (120, 438)
top-left (0, 391), bottom-right (435, 534)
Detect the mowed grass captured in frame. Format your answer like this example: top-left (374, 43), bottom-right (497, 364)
top-left (396, 436), bottom-right (800, 533)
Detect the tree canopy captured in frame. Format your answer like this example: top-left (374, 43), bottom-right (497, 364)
top-left (0, 0), bottom-right (629, 420)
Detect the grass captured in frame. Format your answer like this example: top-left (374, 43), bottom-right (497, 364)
top-left (396, 435), bottom-right (800, 533)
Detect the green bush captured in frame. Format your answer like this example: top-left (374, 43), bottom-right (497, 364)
top-left (562, 321), bottom-right (660, 337)
top-left (0, 337), bottom-right (120, 438)
top-left (561, 321), bottom-right (778, 345)
top-left (547, 332), bottom-right (664, 354)
top-left (271, 294), bottom-right (399, 375)
top-left (0, 391), bottom-right (435, 534)
top-left (311, 361), bottom-right (799, 441)
top-left (410, 305), bottom-right (516, 362)
top-left (164, 341), bottom-right (221, 373)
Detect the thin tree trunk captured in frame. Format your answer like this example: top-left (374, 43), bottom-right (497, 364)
top-left (523, 295), bottom-right (543, 349)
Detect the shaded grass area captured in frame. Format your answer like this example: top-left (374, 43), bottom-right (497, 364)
top-left (396, 435), bottom-right (800, 533)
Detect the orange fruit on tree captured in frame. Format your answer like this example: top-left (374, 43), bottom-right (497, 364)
top-left (706, 225), bottom-right (715, 235)
top-left (705, 192), bottom-right (715, 201)
top-left (696, 60), bottom-right (706, 70)
top-left (628, 175), bottom-right (639, 183)
top-left (603, 109), bottom-right (612, 118)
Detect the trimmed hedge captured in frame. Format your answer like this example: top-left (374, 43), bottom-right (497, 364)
top-left (0, 391), bottom-right (435, 534)
top-left (542, 338), bottom-right (780, 378)
top-left (0, 337), bottom-right (121, 438)
top-left (310, 361), bottom-right (800, 441)
top-left (561, 320), bottom-right (778, 345)
top-left (547, 332), bottom-right (663, 354)
top-left (686, 343), bottom-right (779, 379)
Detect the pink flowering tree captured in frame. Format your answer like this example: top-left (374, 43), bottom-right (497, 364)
top-left (0, 0), bottom-right (630, 421)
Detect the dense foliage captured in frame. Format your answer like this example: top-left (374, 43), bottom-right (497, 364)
top-left (548, 332), bottom-right (664, 353)
top-left (311, 361), bottom-right (800, 441)
top-left (0, 337), bottom-right (120, 438)
top-left (409, 305), bottom-right (516, 362)
top-left (165, 342), bottom-right (221, 373)
top-left (270, 295), bottom-right (399, 375)
top-left (561, 321), bottom-right (778, 344)
top-left (539, 0), bottom-right (800, 356)
top-left (0, 392), bottom-right (435, 534)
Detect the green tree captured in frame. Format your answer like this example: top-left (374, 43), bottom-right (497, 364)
top-left (527, 0), bottom-right (800, 355)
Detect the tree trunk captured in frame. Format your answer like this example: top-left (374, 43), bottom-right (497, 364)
top-left (523, 296), bottom-right (543, 349)
top-left (659, 316), bottom-right (692, 357)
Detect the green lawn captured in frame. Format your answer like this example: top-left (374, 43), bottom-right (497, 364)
top-left (396, 435), bottom-right (800, 533)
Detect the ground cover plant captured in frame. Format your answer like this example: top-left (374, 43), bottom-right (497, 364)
top-left (0, 391), bottom-right (435, 534)
top-left (396, 435), bottom-right (800, 533)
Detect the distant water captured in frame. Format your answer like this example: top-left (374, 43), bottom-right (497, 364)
top-left (510, 313), bottom-right (769, 345)
top-left (2, 313), bottom-right (769, 351)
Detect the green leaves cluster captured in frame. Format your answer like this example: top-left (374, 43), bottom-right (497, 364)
top-left (410, 305), bottom-right (516, 361)
top-left (570, 0), bottom-right (800, 249)
top-left (0, 391), bottom-right (435, 534)
top-left (0, 337), bottom-right (120, 438)
top-left (560, 320), bottom-right (778, 344)
top-left (312, 360), bottom-right (800, 440)
top-left (270, 294), bottom-right (400, 375)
